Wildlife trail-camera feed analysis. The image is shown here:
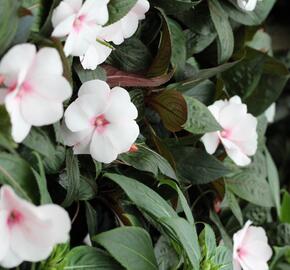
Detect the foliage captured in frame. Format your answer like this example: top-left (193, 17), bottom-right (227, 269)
top-left (0, 0), bottom-right (290, 269)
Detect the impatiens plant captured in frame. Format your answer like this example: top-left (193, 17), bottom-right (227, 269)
top-left (0, 0), bottom-right (289, 270)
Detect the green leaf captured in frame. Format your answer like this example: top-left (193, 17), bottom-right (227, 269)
top-left (85, 201), bottom-right (98, 238)
top-left (148, 90), bottom-right (187, 132)
top-left (23, 127), bottom-right (66, 174)
top-left (161, 217), bottom-right (201, 269)
top-left (0, 0), bottom-right (19, 55)
top-left (74, 63), bottom-right (107, 83)
top-left (62, 246), bottom-right (123, 270)
top-left (62, 149), bottom-right (80, 207)
top-left (154, 236), bottom-right (179, 270)
top-left (281, 192), bottom-right (290, 224)
top-left (209, 210), bottom-right (232, 249)
top-left (94, 227), bottom-right (158, 270)
top-left (225, 152), bottom-right (274, 207)
top-left (152, 0), bottom-right (197, 14)
top-left (106, 0), bottom-right (138, 25)
top-left (147, 9), bottom-right (171, 77)
top-left (167, 18), bottom-right (186, 79)
top-left (32, 152), bottom-right (52, 204)
top-left (0, 153), bottom-right (39, 202)
top-left (265, 148), bottom-right (281, 216)
top-left (120, 144), bottom-right (177, 180)
top-left (212, 246), bottom-right (233, 270)
top-left (199, 224), bottom-right (217, 259)
top-left (108, 38), bottom-right (152, 72)
top-left (173, 147), bottom-right (231, 185)
top-left (183, 96), bottom-right (221, 134)
top-left (22, 0), bottom-right (43, 32)
top-left (208, 0), bottom-right (234, 63)
top-left (221, 0), bottom-right (275, 26)
top-left (105, 173), bottom-right (178, 219)
top-left (167, 60), bottom-right (239, 89)
top-left (160, 179), bottom-right (194, 225)
top-left (222, 48), bottom-right (289, 116)
top-left (223, 186), bottom-right (243, 226)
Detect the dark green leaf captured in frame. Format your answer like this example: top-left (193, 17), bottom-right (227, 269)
top-left (94, 227), bottom-right (158, 270)
top-left (62, 149), bottom-right (80, 207)
top-left (105, 173), bottom-right (178, 219)
top-left (62, 246), bottom-right (123, 270)
top-left (208, 0), bottom-right (234, 63)
top-left (74, 63), bottom-right (106, 83)
top-left (0, 153), bottom-right (39, 202)
top-left (0, 0), bottom-right (19, 55)
top-left (120, 144), bottom-right (177, 180)
top-left (161, 217), bottom-right (201, 269)
top-left (173, 147), bottom-right (231, 184)
top-left (281, 192), bottom-right (290, 224)
top-left (183, 96), bottom-right (221, 134)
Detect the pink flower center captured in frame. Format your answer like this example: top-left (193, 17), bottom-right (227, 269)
top-left (8, 80), bottom-right (32, 98)
top-left (7, 209), bottom-right (23, 228)
top-left (220, 129), bottom-right (231, 139)
top-left (91, 114), bottom-right (110, 133)
top-left (237, 247), bottom-right (247, 258)
top-left (73, 15), bottom-right (86, 32)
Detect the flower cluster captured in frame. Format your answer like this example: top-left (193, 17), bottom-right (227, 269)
top-left (52, 0), bottom-right (149, 70)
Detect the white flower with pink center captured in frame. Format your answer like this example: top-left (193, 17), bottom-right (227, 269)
top-left (0, 186), bottom-right (71, 268)
top-left (233, 220), bottom-right (272, 270)
top-left (201, 96), bottom-right (257, 166)
top-left (0, 44), bottom-right (72, 143)
top-left (52, 0), bottom-right (112, 69)
top-left (237, 0), bottom-right (263, 11)
top-left (99, 0), bottom-right (150, 45)
top-left (62, 80), bottom-right (139, 163)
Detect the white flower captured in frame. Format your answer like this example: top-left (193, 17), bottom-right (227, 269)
top-left (51, 0), bottom-right (109, 57)
top-left (0, 185), bottom-right (71, 268)
top-left (201, 96), bottom-right (257, 166)
top-left (63, 80), bottom-right (139, 163)
top-left (237, 0), bottom-right (262, 11)
top-left (99, 0), bottom-right (150, 45)
top-left (0, 44), bottom-right (72, 143)
top-left (80, 41), bottom-right (112, 70)
top-left (265, 103), bottom-right (276, 123)
top-left (233, 220), bottom-right (272, 270)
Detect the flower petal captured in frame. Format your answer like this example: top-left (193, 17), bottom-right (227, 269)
top-left (90, 131), bottom-right (118, 163)
top-left (106, 121), bottom-right (139, 153)
top-left (29, 47), bottom-right (63, 76)
top-left (104, 87), bottom-right (138, 122)
top-left (21, 93), bottom-right (64, 126)
top-left (51, 15), bottom-right (75, 37)
top-left (0, 249), bottom-right (23, 269)
top-left (5, 93), bottom-right (31, 143)
top-left (64, 95), bottom-right (101, 132)
top-left (65, 0), bottom-right (82, 12)
top-left (201, 132), bottom-right (220, 154)
top-left (30, 75), bottom-right (72, 102)
top-left (80, 0), bottom-right (109, 25)
top-left (0, 211), bottom-right (10, 261)
top-left (37, 204), bottom-right (71, 244)
top-left (78, 79), bottom-right (110, 97)
top-left (132, 0), bottom-right (150, 19)
top-left (80, 42), bottom-right (112, 70)
top-left (219, 103), bottom-right (247, 130)
top-left (121, 12), bottom-right (139, 39)
top-left (0, 44), bottom-right (36, 80)
top-left (51, 1), bottom-right (75, 27)
top-left (221, 138), bottom-right (251, 166)
top-left (237, 0), bottom-right (258, 11)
